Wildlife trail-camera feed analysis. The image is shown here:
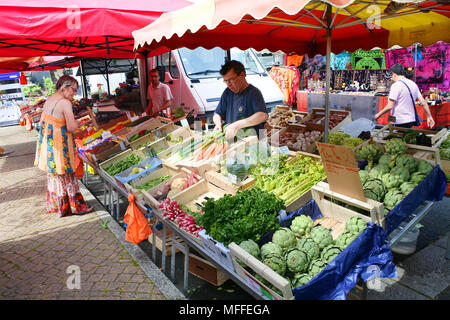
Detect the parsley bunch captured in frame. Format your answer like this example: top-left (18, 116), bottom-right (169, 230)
top-left (196, 188), bottom-right (285, 245)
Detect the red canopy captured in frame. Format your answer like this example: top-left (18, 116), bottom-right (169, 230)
top-left (133, 0), bottom-right (450, 56)
top-left (0, 0), bottom-right (191, 58)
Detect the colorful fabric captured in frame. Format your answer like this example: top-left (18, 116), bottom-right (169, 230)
top-left (46, 172), bottom-right (90, 217)
top-left (385, 42), bottom-right (450, 91)
top-left (35, 112), bottom-right (77, 175)
top-left (351, 49), bottom-right (386, 70)
top-left (269, 66), bottom-right (300, 106)
top-left (332, 51), bottom-right (351, 70)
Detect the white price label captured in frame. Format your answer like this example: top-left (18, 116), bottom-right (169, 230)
top-left (227, 173), bottom-right (238, 184)
top-left (130, 116), bottom-right (140, 122)
top-left (278, 146), bottom-right (290, 155)
top-left (119, 141), bottom-right (126, 150)
top-left (181, 119), bottom-right (189, 127)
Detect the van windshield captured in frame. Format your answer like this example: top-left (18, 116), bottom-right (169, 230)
top-left (178, 47), bottom-right (266, 79)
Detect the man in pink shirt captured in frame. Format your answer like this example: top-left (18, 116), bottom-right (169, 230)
top-left (145, 69), bottom-right (174, 117)
top-left (375, 64), bottom-right (434, 128)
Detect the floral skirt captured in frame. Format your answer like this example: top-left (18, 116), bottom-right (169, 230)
top-left (46, 172), bottom-right (90, 217)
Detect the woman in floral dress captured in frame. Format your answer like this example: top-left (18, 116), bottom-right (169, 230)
top-left (35, 74), bottom-right (93, 217)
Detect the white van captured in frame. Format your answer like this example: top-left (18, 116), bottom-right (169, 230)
top-left (145, 47), bottom-right (284, 121)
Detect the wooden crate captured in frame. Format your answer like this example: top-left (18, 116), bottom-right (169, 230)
top-left (228, 182), bottom-right (376, 300)
top-left (113, 116), bottom-right (173, 141)
top-left (98, 148), bottom-right (146, 173)
top-left (300, 108), bottom-right (352, 133)
top-left (204, 170), bottom-right (255, 194)
top-left (172, 179), bottom-right (233, 212)
top-left (269, 123), bottom-right (324, 155)
top-left (188, 254), bottom-right (229, 286)
top-left (90, 140), bottom-right (123, 163)
top-left (124, 163), bottom-right (179, 198)
top-left (129, 131), bottom-right (159, 150)
top-left (372, 124), bottom-right (447, 148)
top-left (140, 167), bottom-right (203, 209)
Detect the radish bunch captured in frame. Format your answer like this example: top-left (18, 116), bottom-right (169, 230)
top-left (159, 199), bottom-right (204, 237)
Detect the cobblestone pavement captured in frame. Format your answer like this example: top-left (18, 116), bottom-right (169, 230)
top-left (0, 125), bottom-right (168, 300)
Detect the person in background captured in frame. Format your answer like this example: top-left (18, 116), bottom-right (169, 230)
top-left (35, 74), bottom-right (93, 217)
top-left (144, 68), bottom-right (174, 118)
top-left (375, 64), bottom-right (435, 128)
top-left (213, 60), bottom-right (268, 140)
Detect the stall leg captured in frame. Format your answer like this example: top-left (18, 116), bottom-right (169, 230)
top-left (103, 181), bottom-right (108, 208)
top-left (161, 223), bottom-right (167, 273)
top-left (446, 233), bottom-right (450, 260)
top-left (109, 184), bottom-right (114, 218)
top-left (115, 190), bottom-right (120, 221)
top-left (171, 232), bottom-right (190, 292)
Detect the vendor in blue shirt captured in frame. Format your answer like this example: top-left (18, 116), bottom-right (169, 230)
top-left (213, 60), bottom-right (268, 140)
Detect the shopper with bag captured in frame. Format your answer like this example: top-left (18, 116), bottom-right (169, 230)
top-left (375, 64), bottom-right (435, 128)
top-left (35, 74), bottom-right (93, 217)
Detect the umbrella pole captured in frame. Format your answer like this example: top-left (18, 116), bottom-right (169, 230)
top-left (324, 4), bottom-right (332, 143)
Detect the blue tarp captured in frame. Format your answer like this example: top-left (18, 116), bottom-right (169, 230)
top-left (260, 200), bottom-right (397, 300)
top-left (384, 165), bottom-right (447, 235)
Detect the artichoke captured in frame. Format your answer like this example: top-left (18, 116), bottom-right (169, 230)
top-left (239, 239), bottom-right (260, 260)
top-left (390, 165), bottom-right (410, 183)
top-left (359, 170), bottom-right (369, 185)
top-left (383, 188), bottom-right (404, 211)
top-left (262, 253), bottom-right (286, 276)
top-left (384, 138), bottom-right (407, 155)
top-left (410, 171), bottom-right (427, 185)
top-left (310, 225), bottom-right (333, 250)
top-left (296, 237), bottom-right (320, 261)
top-left (272, 227), bottom-right (297, 251)
top-left (260, 242), bottom-right (283, 260)
top-left (400, 181), bottom-right (416, 196)
top-left (403, 129), bottom-right (419, 144)
top-left (356, 144), bottom-right (383, 169)
top-left (308, 258), bottom-right (328, 277)
top-left (378, 154), bottom-right (392, 167)
top-left (395, 154), bottom-right (418, 173)
top-left (291, 273), bottom-right (312, 288)
top-left (320, 245), bottom-right (342, 263)
top-left (369, 164), bottom-right (390, 179)
top-left (345, 216), bottom-right (367, 235)
top-left (284, 248), bottom-right (309, 273)
top-left (364, 189), bottom-right (381, 202)
top-left (335, 230), bottom-right (358, 250)
top-left (380, 172), bottom-right (402, 189)
top-left (417, 159), bottom-right (433, 175)
top-left (290, 215), bottom-right (313, 238)
top-left (363, 178), bottom-right (387, 200)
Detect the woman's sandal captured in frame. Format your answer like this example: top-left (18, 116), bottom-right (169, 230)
top-left (74, 205), bottom-right (94, 215)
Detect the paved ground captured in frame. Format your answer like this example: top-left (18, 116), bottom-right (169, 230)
top-left (0, 125), bottom-right (183, 300)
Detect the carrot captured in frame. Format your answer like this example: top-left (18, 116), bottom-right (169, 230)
top-left (203, 143), bottom-right (216, 159)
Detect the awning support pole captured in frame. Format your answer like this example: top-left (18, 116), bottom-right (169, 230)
top-left (104, 59), bottom-right (111, 96)
top-left (80, 59), bottom-right (88, 98)
top-left (324, 4), bottom-right (332, 143)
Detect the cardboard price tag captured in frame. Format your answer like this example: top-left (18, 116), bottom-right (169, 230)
top-left (316, 142), bottom-right (365, 201)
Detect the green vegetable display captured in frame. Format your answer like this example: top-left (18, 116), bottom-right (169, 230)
top-left (260, 242), bottom-right (283, 260)
top-left (335, 231), bottom-right (358, 250)
top-left (104, 154), bottom-right (142, 176)
top-left (296, 237), bottom-right (320, 261)
top-left (290, 273), bottom-right (312, 288)
top-left (417, 159), bottom-right (433, 175)
top-left (400, 182), bottom-right (416, 196)
top-left (383, 189), bottom-right (404, 211)
top-left (355, 144), bottom-right (383, 169)
top-left (196, 188), bottom-right (285, 245)
top-left (262, 254), bottom-right (286, 276)
top-left (251, 154), bottom-right (326, 206)
top-left (384, 138), bottom-right (407, 155)
top-left (272, 227), bottom-right (297, 251)
top-left (284, 248), bottom-right (309, 273)
top-left (345, 216), bottom-right (367, 235)
top-left (320, 245), bottom-right (342, 263)
top-left (368, 164), bottom-right (390, 179)
top-left (308, 258), bottom-right (328, 277)
top-left (325, 132), bottom-right (364, 148)
top-left (134, 175), bottom-right (171, 190)
top-left (290, 215), bottom-right (313, 238)
top-left (239, 239), bottom-right (260, 259)
top-left (310, 225), bottom-right (333, 250)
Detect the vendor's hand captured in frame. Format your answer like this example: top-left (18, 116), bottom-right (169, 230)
top-left (427, 117), bottom-right (435, 129)
top-left (213, 124), bottom-right (222, 132)
top-left (224, 122), bottom-right (241, 141)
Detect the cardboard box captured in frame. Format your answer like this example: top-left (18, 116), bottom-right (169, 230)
top-left (188, 254), bottom-right (229, 286)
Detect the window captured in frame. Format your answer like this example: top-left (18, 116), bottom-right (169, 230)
top-left (156, 52), bottom-right (179, 79)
